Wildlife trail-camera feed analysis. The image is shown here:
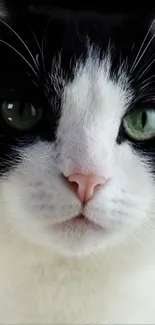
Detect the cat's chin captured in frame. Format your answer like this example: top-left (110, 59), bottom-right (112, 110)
top-left (47, 214), bottom-right (109, 256)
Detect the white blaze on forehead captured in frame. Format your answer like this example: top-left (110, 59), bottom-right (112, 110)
top-left (60, 52), bottom-right (132, 134)
top-left (56, 52), bottom-right (133, 176)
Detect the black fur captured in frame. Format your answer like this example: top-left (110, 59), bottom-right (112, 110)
top-left (0, 1), bottom-right (155, 173)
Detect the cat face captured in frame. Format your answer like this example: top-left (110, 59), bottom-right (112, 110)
top-left (0, 2), bottom-right (155, 256)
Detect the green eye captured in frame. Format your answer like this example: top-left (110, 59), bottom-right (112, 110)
top-left (1, 100), bottom-right (42, 131)
top-left (123, 108), bottom-right (155, 141)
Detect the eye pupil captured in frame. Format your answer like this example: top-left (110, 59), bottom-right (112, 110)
top-left (1, 100), bottom-right (42, 131)
top-left (142, 111), bottom-right (147, 128)
top-left (123, 108), bottom-right (155, 141)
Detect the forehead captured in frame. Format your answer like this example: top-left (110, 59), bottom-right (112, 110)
top-left (0, 9), bottom-right (154, 113)
top-left (25, 9), bottom-right (152, 76)
top-left (0, 9), bottom-right (152, 66)
top-left (62, 52), bottom-right (132, 125)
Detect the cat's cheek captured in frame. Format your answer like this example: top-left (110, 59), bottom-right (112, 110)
top-left (0, 140), bottom-right (154, 256)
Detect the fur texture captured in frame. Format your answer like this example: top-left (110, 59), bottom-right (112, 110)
top-left (0, 2), bottom-right (155, 323)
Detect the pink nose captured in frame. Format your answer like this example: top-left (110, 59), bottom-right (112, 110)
top-left (67, 174), bottom-right (107, 203)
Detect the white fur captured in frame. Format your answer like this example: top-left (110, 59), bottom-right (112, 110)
top-left (0, 52), bottom-right (155, 323)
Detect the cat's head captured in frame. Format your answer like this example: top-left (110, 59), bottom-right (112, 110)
top-left (0, 1), bottom-right (155, 256)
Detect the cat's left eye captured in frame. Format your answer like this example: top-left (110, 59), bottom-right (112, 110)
top-left (1, 100), bottom-right (42, 131)
top-left (123, 108), bottom-right (155, 141)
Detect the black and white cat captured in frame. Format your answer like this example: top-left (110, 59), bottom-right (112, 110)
top-left (0, 1), bottom-right (155, 323)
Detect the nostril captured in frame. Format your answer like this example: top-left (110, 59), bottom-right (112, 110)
top-left (61, 174), bottom-right (78, 196)
top-left (69, 181), bottom-right (78, 196)
top-left (62, 173), bottom-right (107, 203)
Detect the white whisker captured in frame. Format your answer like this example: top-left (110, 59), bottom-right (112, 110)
top-left (135, 53), bottom-right (155, 79)
top-left (137, 58), bottom-right (155, 80)
top-left (128, 230), bottom-right (146, 248)
top-left (130, 19), bottom-right (155, 74)
top-left (29, 27), bottom-right (46, 75)
top-left (0, 39), bottom-right (38, 78)
top-left (0, 18), bottom-right (40, 72)
top-left (138, 75), bottom-right (155, 86)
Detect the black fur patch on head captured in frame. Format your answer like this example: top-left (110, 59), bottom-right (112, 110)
top-left (0, 2), bottom-right (155, 173)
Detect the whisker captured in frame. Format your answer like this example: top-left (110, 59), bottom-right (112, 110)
top-left (29, 27), bottom-right (46, 75)
top-left (131, 32), bottom-right (155, 74)
top-left (138, 75), bottom-right (155, 86)
top-left (0, 18), bottom-right (39, 71)
top-left (139, 226), bottom-right (153, 243)
top-left (135, 53), bottom-right (155, 79)
top-left (137, 58), bottom-right (155, 80)
top-left (0, 39), bottom-right (38, 78)
top-left (27, 71), bottom-right (40, 88)
top-left (130, 19), bottom-right (155, 74)
top-left (143, 222), bottom-right (155, 233)
top-left (128, 230), bottom-right (147, 248)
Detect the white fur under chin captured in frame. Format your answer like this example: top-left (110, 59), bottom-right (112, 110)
top-left (0, 223), bottom-right (155, 323)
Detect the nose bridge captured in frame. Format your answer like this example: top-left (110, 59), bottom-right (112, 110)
top-left (69, 141), bottom-right (100, 175)
top-left (68, 125), bottom-right (101, 162)
top-left (59, 122), bottom-right (110, 178)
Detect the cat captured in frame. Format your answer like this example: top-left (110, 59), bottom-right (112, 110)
top-left (0, 1), bottom-right (155, 323)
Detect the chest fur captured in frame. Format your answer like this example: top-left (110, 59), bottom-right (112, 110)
top-left (0, 248), bottom-right (155, 324)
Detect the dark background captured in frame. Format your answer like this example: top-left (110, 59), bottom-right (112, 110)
top-left (4, 0), bottom-right (155, 15)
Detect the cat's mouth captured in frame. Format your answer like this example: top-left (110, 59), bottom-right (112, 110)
top-left (53, 214), bottom-right (103, 231)
top-left (73, 214), bottom-right (95, 225)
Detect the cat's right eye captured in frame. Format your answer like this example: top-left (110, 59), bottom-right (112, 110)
top-left (123, 108), bottom-right (155, 141)
top-left (1, 100), bottom-right (42, 131)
